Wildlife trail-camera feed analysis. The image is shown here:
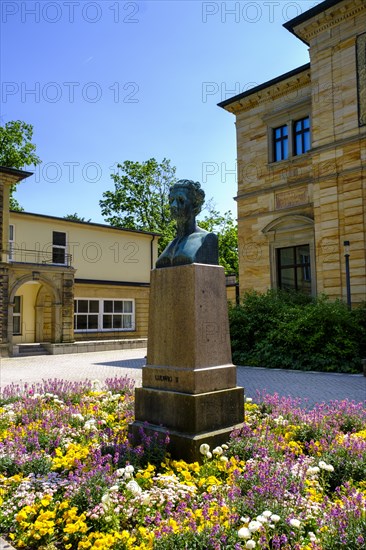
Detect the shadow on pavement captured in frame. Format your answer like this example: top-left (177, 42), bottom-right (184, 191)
top-left (93, 358), bottom-right (145, 369)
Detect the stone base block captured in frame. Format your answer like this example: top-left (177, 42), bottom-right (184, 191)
top-left (129, 421), bottom-right (243, 463)
top-left (135, 386), bottom-right (244, 433)
top-left (142, 363), bottom-right (237, 394)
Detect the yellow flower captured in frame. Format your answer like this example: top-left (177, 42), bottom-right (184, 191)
top-left (352, 429), bottom-right (366, 439)
top-left (40, 494), bottom-right (53, 507)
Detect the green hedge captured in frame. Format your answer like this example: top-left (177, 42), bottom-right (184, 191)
top-left (229, 290), bottom-right (366, 373)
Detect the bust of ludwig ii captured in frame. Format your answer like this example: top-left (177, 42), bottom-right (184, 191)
top-left (155, 180), bottom-right (219, 269)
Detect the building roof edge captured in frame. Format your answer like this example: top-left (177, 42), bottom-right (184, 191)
top-left (218, 63), bottom-right (310, 110)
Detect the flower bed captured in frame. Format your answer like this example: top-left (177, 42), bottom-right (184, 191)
top-left (0, 378), bottom-right (365, 549)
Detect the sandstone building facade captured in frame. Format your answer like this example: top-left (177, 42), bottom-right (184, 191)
top-left (0, 167), bottom-right (159, 356)
top-left (219, 0), bottom-right (366, 304)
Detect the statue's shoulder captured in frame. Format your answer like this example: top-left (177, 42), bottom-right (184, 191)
top-left (194, 231), bottom-right (218, 265)
top-left (155, 238), bottom-right (178, 268)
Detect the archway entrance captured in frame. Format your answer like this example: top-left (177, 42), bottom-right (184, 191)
top-left (8, 275), bottom-right (63, 351)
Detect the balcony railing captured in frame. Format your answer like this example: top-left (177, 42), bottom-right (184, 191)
top-left (4, 247), bottom-right (73, 267)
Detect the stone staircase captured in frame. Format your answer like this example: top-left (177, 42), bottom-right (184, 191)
top-left (16, 344), bottom-right (50, 356)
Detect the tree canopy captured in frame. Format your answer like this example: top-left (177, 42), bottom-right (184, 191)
top-left (0, 120), bottom-right (41, 211)
top-left (100, 158), bottom-right (177, 253)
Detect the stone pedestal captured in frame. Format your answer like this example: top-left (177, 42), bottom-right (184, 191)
top-left (130, 264), bottom-right (244, 462)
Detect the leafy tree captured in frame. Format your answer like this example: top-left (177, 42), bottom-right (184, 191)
top-left (0, 120), bottom-right (41, 211)
top-left (64, 213), bottom-right (91, 223)
top-left (199, 205), bottom-right (238, 276)
top-left (100, 158), bottom-right (177, 253)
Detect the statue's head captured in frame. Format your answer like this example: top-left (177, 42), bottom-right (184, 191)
top-left (169, 180), bottom-right (205, 219)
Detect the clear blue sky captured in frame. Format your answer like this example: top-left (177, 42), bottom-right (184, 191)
top-left (1, 0), bottom-right (321, 223)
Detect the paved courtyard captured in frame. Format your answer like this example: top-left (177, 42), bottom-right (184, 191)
top-left (0, 348), bottom-right (365, 407)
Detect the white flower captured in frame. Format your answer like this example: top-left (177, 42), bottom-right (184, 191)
top-left (245, 541), bottom-right (256, 549)
top-left (309, 532), bottom-right (317, 542)
top-left (306, 466), bottom-right (320, 476)
top-left (248, 520), bottom-right (262, 532)
top-left (262, 510), bottom-right (272, 518)
top-left (91, 379), bottom-right (102, 389)
top-left (126, 480), bottom-right (141, 496)
top-left (84, 419), bottom-right (97, 431)
top-left (220, 456), bottom-right (228, 463)
top-left (240, 516), bottom-right (250, 523)
top-left (199, 443), bottom-right (210, 455)
top-left (71, 413), bottom-right (84, 422)
top-left (109, 485), bottom-right (119, 492)
top-left (53, 398), bottom-right (64, 405)
top-left (271, 514), bottom-right (280, 523)
top-left (206, 452), bottom-right (212, 459)
top-left (245, 397), bottom-right (253, 403)
top-left (318, 460), bottom-right (334, 472)
top-left (222, 444), bottom-right (229, 450)
top-left (125, 465), bottom-right (134, 474)
top-left (289, 518), bottom-right (301, 528)
top-left (238, 527), bottom-right (251, 539)
top-left (116, 468), bottom-right (125, 477)
top-left (101, 493), bottom-right (112, 509)
top-left (256, 515), bottom-right (268, 523)
top-left (212, 446), bottom-right (223, 456)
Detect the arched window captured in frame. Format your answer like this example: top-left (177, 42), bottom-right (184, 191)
top-left (262, 215), bottom-right (316, 296)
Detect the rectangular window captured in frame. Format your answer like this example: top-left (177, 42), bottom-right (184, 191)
top-left (270, 115), bottom-right (311, 162)
top-left (13, 296), bottom-right (22, 335)
top-left (273, 125), bottom-right (288, 161)
top-left (74, 299), bottom-right (135, 332)
top-left (294, 117), bottom-right (310, 155)
top-left (52, 231), bottom-right (66, 264)
top-left (277, 245), bottom-right (311, 294)
top-left (9, 224), bottom-right (14, 260)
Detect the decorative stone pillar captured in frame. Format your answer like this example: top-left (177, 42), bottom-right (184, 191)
top-left (0, 267), bottom-right (10, 357)
top-left (61, 273), bottom-right (75, 343)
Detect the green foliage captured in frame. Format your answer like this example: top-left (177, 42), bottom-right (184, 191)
top-left (199, 205), bottom-right (238, 276)
top-left (229, 290), bottom-right (366, 373)
top-left (0, 120), bottom-right (41, 211)
top-left (64, 213), bottom-right (91, 222)
top-left (100, 158), bottom-right (177, 254)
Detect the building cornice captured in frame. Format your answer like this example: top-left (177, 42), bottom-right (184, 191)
top-left (220, 67), bottom-right (311, 115)
top-left (285, 0), bottom-right (366, 46)
top-left (0, 166), bottom-right (33, 184)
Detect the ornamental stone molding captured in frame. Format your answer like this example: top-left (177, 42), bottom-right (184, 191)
top-left (290, 1), bottom-right (366, 45)
top-left (228, 71), bottom-right (311, 114)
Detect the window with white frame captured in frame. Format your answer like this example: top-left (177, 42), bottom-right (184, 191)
top-left (74, 299), bottom-right (135, 332)
top-left (13, 296), bottom-right (22, 335)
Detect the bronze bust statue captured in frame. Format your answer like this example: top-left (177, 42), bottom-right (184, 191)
top-left (156, 180), bottom-right (219, 268)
